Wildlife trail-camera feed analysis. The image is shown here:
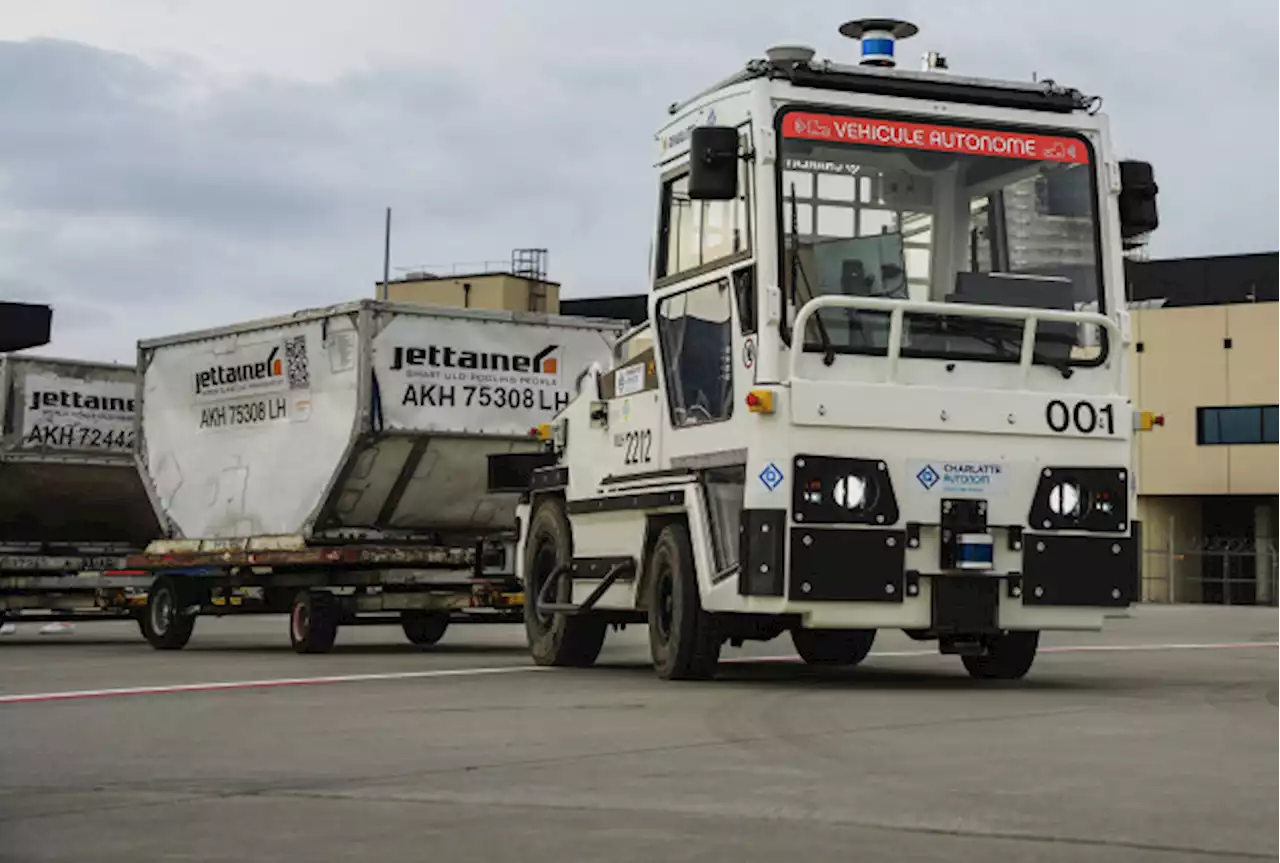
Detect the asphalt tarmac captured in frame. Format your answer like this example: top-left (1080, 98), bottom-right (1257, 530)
top-left (0, 604), bottom-right (1275, 862)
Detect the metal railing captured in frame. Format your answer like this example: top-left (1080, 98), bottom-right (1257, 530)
top-left (1140, 538), bottom-right (1278, 606)
top-left (788, 295), bottom-right (1123, 390)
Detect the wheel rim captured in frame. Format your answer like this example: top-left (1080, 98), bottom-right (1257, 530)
top-left (151, 588), bottom-right (173, 635)
top-left (654, 561), bottom-right (674, 645)
top-left (530, 539), bottom-right (559, 626)
top-left (292, 601), bottom-right (309, 641)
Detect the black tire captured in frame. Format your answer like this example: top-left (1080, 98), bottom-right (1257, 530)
top-left (962, 630), bottom-right (1040, 680)
top-left (523, 497), bottom-right (607, 667)
top-left (903, 629), bottom-right (935, 642)
top-left (791, 628), bottom-right (877, 666)
top-left (290, 590), bottom-right (339, 654)
top-left (142, 575), bottom-right (196, 651)
top-left (401, 611), bottom-right (450, 646)
top-left (647, 522), bottom-right (721, 681)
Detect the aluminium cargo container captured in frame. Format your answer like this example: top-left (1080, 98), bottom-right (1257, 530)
top-left (128, 299), bottom-right (626, 652)
top-left (0, 355), bottom-right (158, 624)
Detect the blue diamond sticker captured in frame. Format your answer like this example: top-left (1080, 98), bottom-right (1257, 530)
top-left (759, 462), bottom-right (784, 491)
top-left (916, 465), bottom-right (940, 490)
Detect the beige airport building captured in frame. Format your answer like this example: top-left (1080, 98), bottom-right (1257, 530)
top-left (1127, 253), bottom-right (1277, 604)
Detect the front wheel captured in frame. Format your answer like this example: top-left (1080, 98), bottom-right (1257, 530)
top-left (401, 611), bottom-right (450, 647)
top-left (523, 497), bottom-right (607, 667)
top-left (647, 522), bottom-right (720, 681)
top-left (961, 631), bottom-right (1039, 680)
top-left (142, 575), bottom-right (196, 650)
top-left (791, 628), bottom-right (876, 666)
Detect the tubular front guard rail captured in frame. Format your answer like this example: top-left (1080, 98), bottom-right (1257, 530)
top-left (788, 295), bottom-right (1124, 392)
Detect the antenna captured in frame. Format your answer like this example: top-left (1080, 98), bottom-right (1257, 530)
top-left (765, 45), bottom-right (816, 66)
top-left (838, 18), bottom-right (919, 68)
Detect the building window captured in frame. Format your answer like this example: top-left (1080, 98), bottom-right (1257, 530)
top-left (1197, 405), bottom-right (1279, 445)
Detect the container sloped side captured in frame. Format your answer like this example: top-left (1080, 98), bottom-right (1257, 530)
top-left (0, 355), bottom-right (159, 546)
top-left (313, 304), bottom-right (625, 540)
top-left (138, 307), bottom-right (365, 541)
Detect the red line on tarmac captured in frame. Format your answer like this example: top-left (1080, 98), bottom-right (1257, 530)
top-left (0, 665), bottom-right (547, 705)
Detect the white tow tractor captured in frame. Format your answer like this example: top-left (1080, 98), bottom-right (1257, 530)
top-left (492, 19), bottom-right (1160, 680)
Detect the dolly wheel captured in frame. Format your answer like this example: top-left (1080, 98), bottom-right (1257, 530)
top-left (962, 630), bottom-right (1040, 680)
top-left (647, 522), bottom-right (720, 681)
top-left (142, 575), bottom-right (196, 651)
top-left (401, 611), bottom-right (450, 647)
top-left (791, 628), bottom-right (877, 666)
top-left (290, 590), bottom-right (340, 654)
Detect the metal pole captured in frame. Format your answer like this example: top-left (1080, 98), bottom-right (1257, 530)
top-left (1167, 515), bottom-right (1176, 604)
top-left (381, 207), bottom-right (392, 301)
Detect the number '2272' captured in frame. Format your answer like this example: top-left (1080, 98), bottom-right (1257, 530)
top-left (622, 429), bottom-right (653, 465)
top-left (1045, 399), bottom-right (1115, 435)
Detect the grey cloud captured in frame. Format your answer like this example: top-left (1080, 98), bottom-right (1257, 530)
top-left (0, 3), bottom-right (1276, 363)
top-left (0, 38), bottom-right (660, 360)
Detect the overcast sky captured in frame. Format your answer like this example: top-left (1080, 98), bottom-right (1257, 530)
top-left (2, 0), bottom-right (1276, 362)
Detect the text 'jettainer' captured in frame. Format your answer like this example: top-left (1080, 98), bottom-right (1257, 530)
top-left (0, 355), bottom-right (158, 624)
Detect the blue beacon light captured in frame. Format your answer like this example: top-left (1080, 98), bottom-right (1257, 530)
top-left (838, 18), bottom-right (919, 69)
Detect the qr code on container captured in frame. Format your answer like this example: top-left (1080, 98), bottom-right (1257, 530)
top-left (284, 335), bottom-right (310, 390)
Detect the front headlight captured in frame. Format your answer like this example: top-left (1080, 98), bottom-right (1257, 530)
top-left (792, 456), bottom-right (898, 525)
top-left (833, 474), bottom-right (869, 511)
top-left (1030, 468), bottom-right (1128, 532)
top-left (1048, 480), bottom-right (1083, 518)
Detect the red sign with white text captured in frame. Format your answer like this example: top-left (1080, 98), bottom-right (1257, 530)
top-left (782, 113), bottom-right (1090, 164)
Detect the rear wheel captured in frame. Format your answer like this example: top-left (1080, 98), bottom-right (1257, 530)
top-left (290, 590), bottom-right (339, 654)
top-left (791, 628), bottom-right (877, 666)
top-left (647, 522), bottom-right (720, 681)
top-left (961, 630), bottom-right (1039, 680)
top-left (401, 611), bottom-right (450, 647)
top-left (523, 497), bottom-right (607, 667)
top-left (142, 575), bottom-right (196, 651)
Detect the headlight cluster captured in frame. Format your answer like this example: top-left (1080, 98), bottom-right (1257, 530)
top-left (1030, 468), bottom-right (1128, 532)
top-left (792, 456), bottom-right (899, 525)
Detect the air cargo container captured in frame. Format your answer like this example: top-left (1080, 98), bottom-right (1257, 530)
top-left (0, 355), bottom-right (158, 626)
top-left (127, 299), bottom-right (626, 652)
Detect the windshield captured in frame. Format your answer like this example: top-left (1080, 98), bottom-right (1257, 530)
top-left (779, 110), bottom-right (1105, 367)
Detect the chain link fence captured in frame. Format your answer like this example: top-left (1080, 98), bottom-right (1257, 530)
top-left (1141, 537), bottom-right (1278, 606)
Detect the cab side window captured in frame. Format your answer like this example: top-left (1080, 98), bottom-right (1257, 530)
top-left (654, 133), bottom-right (752, 284)
top-left (656, 278), bottom-right (734, 428)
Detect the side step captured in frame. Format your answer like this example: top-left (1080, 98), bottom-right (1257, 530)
top-left (536, 556), bottom-right (636, 616)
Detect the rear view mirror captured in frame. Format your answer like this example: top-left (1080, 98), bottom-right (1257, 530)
top-left (1118, 160), bottom-right (1158, 242)
top-left (688, 126), bottom-right (739, 201)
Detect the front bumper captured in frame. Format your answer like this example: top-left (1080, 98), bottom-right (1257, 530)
top-left (740, 516), bottom-right (1137, 631)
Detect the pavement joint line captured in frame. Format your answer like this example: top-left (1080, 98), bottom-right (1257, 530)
top-left (260, 788), bottom-right (1275, 861)
top-left (0, 640), bottom-right (1273, 705)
